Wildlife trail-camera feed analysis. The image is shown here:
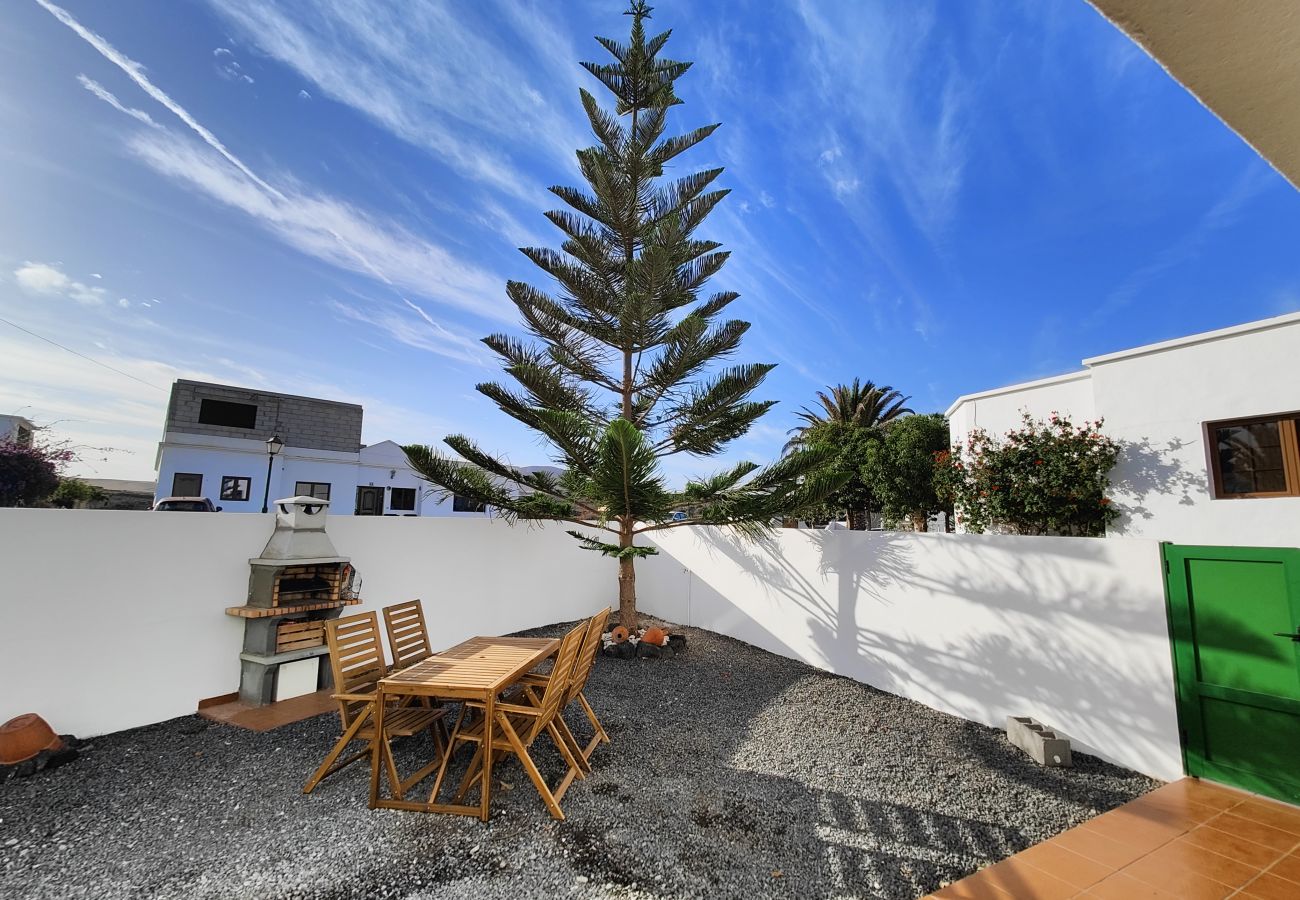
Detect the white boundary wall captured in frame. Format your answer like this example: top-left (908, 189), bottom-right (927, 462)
top-left (640, 527), bottom-right (1183, 781)
top-left (0, 510), bottom-right (613, 738)
top-left (0, 511), bottom-right (1184, 782)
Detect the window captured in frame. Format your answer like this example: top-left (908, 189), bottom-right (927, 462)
top-left (452, 494), bottom-right (486, 513)
top-left (1209, 415), bottom-right (1300, 498)
top-left (390, 487), bottom-right (416, 511)
top-left (295, 481), bottom-right (331, 501)
top-left (14, 425), bottom-right (32, 447)
top-left (219, 476), bottom-right (251, 502)
top-left (172, 472), bottom-right (203, 496)
top-left (198, 398), bottom-right (257, 429)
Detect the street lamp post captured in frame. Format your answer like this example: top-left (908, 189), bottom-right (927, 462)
top-left (261, 434), bottom-right (284, 514)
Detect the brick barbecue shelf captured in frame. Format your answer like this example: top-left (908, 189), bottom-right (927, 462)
top-left (224, 598), bottom-right (362, 619)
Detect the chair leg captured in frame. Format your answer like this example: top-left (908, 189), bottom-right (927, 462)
top-left (304, 707), bottom-right (372, 794)
top-left (547, 719), bottom-right (588, 779)
top-left (499, 713), bottom-right (565, 821)
top-left (429, 705), bottom-right (467, 803)
top-left (453, 744), bottom-right (486, 804)
top-left (577, 693), bottom-right (609, 761)
top-left (552, 713), bottom-right (592, 774)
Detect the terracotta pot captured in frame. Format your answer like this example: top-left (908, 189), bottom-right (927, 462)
top-left (0, 714), bottom-right (63, 765)
top-left (610, 625), bottom-right (630, 644)
top-left (642, 626), bottom-right (668, 646)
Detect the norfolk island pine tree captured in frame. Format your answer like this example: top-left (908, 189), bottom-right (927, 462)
top-left (403, 2), bottom-right (841, 628)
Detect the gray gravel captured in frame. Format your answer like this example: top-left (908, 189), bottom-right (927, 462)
top-left (0, 620), bottom-right (1157, 899)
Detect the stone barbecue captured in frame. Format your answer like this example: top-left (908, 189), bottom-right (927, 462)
top-left (224, 496), bottom-right (361, 704)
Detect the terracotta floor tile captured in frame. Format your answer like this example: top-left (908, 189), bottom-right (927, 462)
top-left (1265, 851), bottom-right (1300, 884)
top-left (1081, 811), bottom-right (1185, 854)
top-left (1232, 799), bottom-right (1300, 838)
top-left (1117, 852), bottom-right (1236, 900)
top-left (929, 875), bottom-right (1016, 899)
top-left (1206, 812), bottom-right (1300, 852)
top-left (1180, 823), bottom-right (1287, 869)
top-left (1136, 837), bottom-right (1260, 889)
top-left (980, 857), bottom-right (1082, 900)
top-left (1148, 779), bottom-right (1244, 813)
top-left (1238, 871), bottom-right (1300, 900)
top-left (1054, 826), bottom-right (1152, 869)
top-left (1082, 872), bottom-right (1182, 899)
top-left (1127, 791), bottom-right (1224, 825)
top-left (1014, 840), bottom-right (1114, 889)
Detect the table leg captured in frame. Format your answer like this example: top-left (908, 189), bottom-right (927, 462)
top-left (480, 692), bottom-right (493, 822)
top-left (369, 687), bottom-right (386, 809)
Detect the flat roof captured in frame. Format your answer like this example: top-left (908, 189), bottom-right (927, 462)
top-left (174, 379), bottom-right (363, 410)
top-left (946, 311), bottom-right (1300, 417)
top-left (945, 370), bottom-right (1091, 417)
top-left (1082, 310), bottom-right (1300, 366)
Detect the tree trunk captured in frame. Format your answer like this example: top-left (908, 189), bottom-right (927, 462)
top-left (617, 518), bottom-right (637, 628)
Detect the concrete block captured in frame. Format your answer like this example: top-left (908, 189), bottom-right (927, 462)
top-left (1006, 715), bottom-right (1072, 767)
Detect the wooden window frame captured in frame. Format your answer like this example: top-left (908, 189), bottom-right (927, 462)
top-left (1206, 413), bottom-right (1300, 499)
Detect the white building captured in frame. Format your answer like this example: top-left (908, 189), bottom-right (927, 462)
top-left (0, 414), bottom-right (35, 447)
top-left (946, 311), bottom-right (1300, 547)
top-left (154, 380), bottom-right (500, 517)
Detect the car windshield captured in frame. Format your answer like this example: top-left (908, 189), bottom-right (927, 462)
top-left (158, 501), bottom-right (209, 511)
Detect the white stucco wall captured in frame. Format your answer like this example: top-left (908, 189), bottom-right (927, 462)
top-left (947, 371), bottom-right (1096, 447)
top-left (1089, 317), bottom-right (1300, 546)
top-left (155, 436), bottom-right (485, 517)
top-left (946, 313), bottom-right (1300, 548)
top-left (642, 527), bottom-right (1182, 781)
top-left (0, 510), bottom-right (614, 737)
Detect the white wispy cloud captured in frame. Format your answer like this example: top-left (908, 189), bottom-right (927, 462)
top-left (204, 0), bottom-right (585, 202)
top-left (77, 74), bottom-right (159, 128)
top-left (41, 0), bottom-right (511, 356)
top-left (14, 261), bottom-right (108, 306)
top-left (212, 46), bottom-right (254, 84)
top-left (328, 298), bottom-right (489, 366)
top-left (794, 1), bottom-right (969, 245)
top-left (125, 128), bottom-right (510, 327)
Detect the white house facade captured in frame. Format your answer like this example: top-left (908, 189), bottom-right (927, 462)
top-left (154, 380), bottom-right (492, 517)
top-left (946, 311), bottom-right (1300, 548)
top-left (0, 414), bottom-right (35, 447)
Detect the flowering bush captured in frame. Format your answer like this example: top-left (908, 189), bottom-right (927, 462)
top-left (0, 439), bottom-right (71, 507)
top-left (935, 413), bottom-right (1120, 537)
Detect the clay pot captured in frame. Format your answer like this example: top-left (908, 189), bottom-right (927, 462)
top-left (642, 626), bottom-right (668, 646)
top-left (0, 714), bottom-right (63, 765)
top-left (610, 625), bottom-right (630, 644)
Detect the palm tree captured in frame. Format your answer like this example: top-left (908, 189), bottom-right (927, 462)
top-left (784, 379), bottom-right (912, 452)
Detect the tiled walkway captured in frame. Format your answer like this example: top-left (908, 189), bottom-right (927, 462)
top-left (931, 778), bottom-right (1300, 899)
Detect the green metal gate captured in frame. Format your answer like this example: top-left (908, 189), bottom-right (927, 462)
top-left (1163, 543), bottom-right (1300, 805)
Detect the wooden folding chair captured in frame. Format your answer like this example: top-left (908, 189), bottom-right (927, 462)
top-left (446, 623), bottom-right (587, 820)
top-left (516, 608), bottom-right (611, 765)
top-left (303, 611), bottom-right (446, 795)
top-left (382, 600), bottom-right (432, 670)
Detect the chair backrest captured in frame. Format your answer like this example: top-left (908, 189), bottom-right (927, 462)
top-left (325, 611), bottom-right (387, 729)
top-left (565, 608), bottom-right (611, 704)
top-left (382, 599), bottom-right (431, 669)
top-left (525, 623), bottom-right (586, 743)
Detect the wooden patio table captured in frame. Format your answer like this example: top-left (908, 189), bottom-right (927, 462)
top-left (369, 635), bottom-right (559, 820)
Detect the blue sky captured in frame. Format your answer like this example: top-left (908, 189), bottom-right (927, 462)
top-left (1, 0), bottom-right (1298, 482)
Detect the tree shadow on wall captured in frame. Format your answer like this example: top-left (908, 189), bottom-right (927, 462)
top-left (1109, 436), bottom-right (1205, 534)
top-left (672, 527), bottom-right (1179, 782)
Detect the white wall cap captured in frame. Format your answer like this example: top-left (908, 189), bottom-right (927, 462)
top-left (1082, 310), bottom-right (1300, 367)
top-left (945, 370), bottom-right (1092, 418)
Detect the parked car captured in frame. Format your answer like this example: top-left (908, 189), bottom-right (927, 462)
top-left (152, 496), bottom-right (222, 512)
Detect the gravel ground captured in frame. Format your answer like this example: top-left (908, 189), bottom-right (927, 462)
top-left (1, 620), bottom-right (1158, 899)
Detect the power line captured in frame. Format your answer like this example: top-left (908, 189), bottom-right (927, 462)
top-left (0, 314), bottom-right (166, 392)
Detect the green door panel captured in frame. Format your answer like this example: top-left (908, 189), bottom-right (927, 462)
top-left (1185, 558), bottom-right (1299, 699)
top-left (1164, 544), bottom-right (1300, 806)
